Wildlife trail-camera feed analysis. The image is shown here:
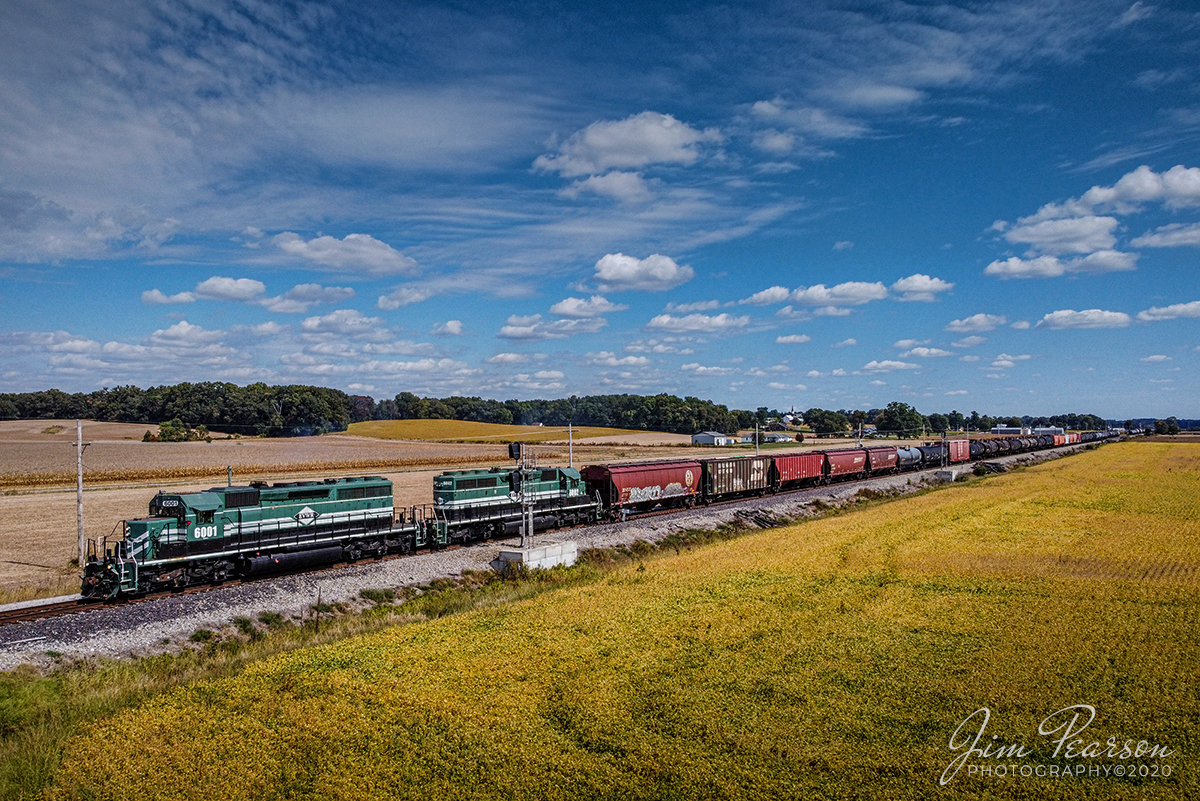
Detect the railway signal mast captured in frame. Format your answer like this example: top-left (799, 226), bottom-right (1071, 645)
top-left (508, 442), bottom-right (536, 548)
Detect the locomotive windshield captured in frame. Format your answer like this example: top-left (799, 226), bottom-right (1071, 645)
top-left (149, 493), bottom-right (186, 523)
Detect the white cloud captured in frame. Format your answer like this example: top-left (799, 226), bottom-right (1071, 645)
top-left (831, 368), bottom-right (847, 376)
top-left (533, 111), bottom-right (720, 177)
top-left (861, 360), bottom-right (919, 373)
top-left (1004, 215), bottom-right (1118, 255)
top-left (625, 338), bottom-right (694, 355)
top-left (869, 379), bottom-right (886, 386)
top-left (902, 347), bottom-right (953, 357)
top-left (497, 314), bottom-right (606, 340)
top-left (250, 322), bottom-right (282, 336)
top-left (1036, 309), bottom-right (1133, 329)
top-left (749, 100), bottom-right (868, 139)
top-left (274, 232), bottom-right (418, 275)
top-left (776, 334), bottom-right (812, 344)
top-left (664, 300), bottom-right (721, 313)
top-left (960, 355), bottom-right (981, 362)
top-left (1137, 301), bottom-right (1200, 321)
top-left (991, 353), bottom-right (1031, 368)
top-left (300, 309), bottom-right (386, 336)
top-left (377, 287), bottom-right (434, 310)
top-left (1010, 321), bottom-right (1031, 330)
top-left (645, 313), bottom-right (749, 332)
top-left (1114, 2), bottom-right (1153, 27)
top-left (142, 289), bottom-right (196, 304)
top-left (262, 283), bottom-right (355, 313)
top-left (946, 313), bottom-right (1007, 332)
top-left (148, 320), bottom-right (225, 345)
top-left (559, 171), bottom-right (654, 204)
top-left (791, 282), bottom-right (888, 307)
top-left (739, 286), bottom-right (792, 305)
top-left (833, 338), bottom-right (856, 348)
top-left (821, 81), bottom-right (924, 110)
top-left (1074, 164), bottom-right (1200, 212)
top-left (833, 240), bottom-right (854, 250)
top-left (1131, 222), bottom-right (1200, 247)
top-left (1140, 354), bottom-right (1171, 363)
top-left (893, 339), bottom-right (930, 349)
top-left (752, 129), bottom-right (796, 155)
top-left (891, 274), bottom-right (954, 301)
top-left (433, 320), bottom-right (463, 335)
top-left (487, 353), bottom-right (528, 364)
top-left (549, 295), bottom-right (628, 318)
top-left (984, 250), bottom-right (1138, 278)
top-left (593, 253), bottom-right (694, 292)
top-left (590, 351), bottom-right (650, 367)
top-left (952, 336), bottom-right (986, 348)
top-left (945, 390), bottom-right (968, 396)
top-left (681, 362), bottom-right (735, 375)
top-left (805, 370), bottom-right (821, 377)
top-left (195, 276), bottom-right (267, 302)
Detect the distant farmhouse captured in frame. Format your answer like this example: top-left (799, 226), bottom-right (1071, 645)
top-left (692, 431), bottom-right (734, 446)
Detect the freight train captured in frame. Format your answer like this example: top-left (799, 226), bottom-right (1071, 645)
top-left (81, 431), bottom-right (1116, 599)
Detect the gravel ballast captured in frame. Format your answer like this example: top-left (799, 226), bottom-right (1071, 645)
top-left (0, 445), bottom-right (1094, 671)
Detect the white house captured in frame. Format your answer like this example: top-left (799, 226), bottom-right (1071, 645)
top-left (692, 431), bottom-right (733, 446)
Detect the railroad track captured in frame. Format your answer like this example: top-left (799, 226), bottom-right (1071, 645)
top-left (0, 543), bottom-right (474, 630)
top-left (0, 599), bottom-right (101, 627)
top-left (0, 442), bottom-right (1103, 631)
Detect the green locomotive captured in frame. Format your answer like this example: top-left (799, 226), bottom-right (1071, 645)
top-left (431, 466), bottom-right (599, 543)
top-left (82, 476), bottom-right (432, 599)
top-left (81, 464), bottom-right (602, 599)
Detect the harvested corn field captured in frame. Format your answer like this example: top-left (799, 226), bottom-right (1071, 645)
top-left (46, 442), bottom-right (1198, 799)
top-left (347, 418), bottom-right (689, 444)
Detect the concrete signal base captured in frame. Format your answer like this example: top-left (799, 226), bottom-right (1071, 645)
top-left (491, 541), bottom-right (579, 572)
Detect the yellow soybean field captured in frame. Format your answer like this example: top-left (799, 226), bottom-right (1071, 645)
top-left (50, 442), bottom-right (1199, 799)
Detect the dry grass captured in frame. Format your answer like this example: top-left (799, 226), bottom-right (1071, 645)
top-left (348, 419), bottom-right (650, 443)
top-left (43, 442), bottom-right (1198, 800)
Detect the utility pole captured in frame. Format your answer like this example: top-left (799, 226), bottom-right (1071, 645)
top-left (75, 420), bottom-right (91, 567)
top-left (755, 422), bottom-right (760, 456)
top-left (568, 423), bottom-right (573, 468)
top-left (227, 465), bottom-right (233, 487)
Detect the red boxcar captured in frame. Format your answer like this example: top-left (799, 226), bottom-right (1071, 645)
top-left (772, 452), bottom-right (826, 489)
top-left (580, 461), bottom-right (701, 514)
top-left (947, 439), bottom-right (970, 463)
top-left (823, 449), bottom-right (868, 479)
top-left (1053, 434), bottom-right (1066, 446)
top-left (865, 446), bottom-right (898, 474)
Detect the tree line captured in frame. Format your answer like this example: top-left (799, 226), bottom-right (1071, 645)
top-left (0, 384), bottom-right (1119, 438)
top-left (796, 402), bottom-right (1110, 436)
top-left (0, 383), bottom-right (352, 437)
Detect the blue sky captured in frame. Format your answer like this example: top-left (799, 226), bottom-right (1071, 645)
top-left (1, 0), bottom-right (1198, 419)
